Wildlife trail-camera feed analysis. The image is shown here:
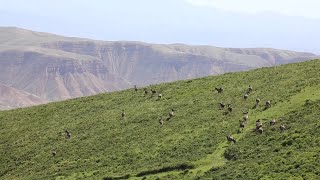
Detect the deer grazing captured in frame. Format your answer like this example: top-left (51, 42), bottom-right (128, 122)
top-left (227, 135), bottom-right (236, 143)
top-left (65, 130), bottom-right (71, 139)
top-left (215, 87), bottom-right (224, 94)
top-left (219, 102), bottom-right (225, 109)
top-left (52, 149), bottom-right (57, 157)
top-left (280, 124), bottom-right (286, 132)
top-left (243, 111), bottom-right (249, 122)
top-left (227, 104), bottom-right (233, 112)
top-left (121, 110), bottom-right (126, 118)
top-left (265, 100), bottom-right (271, 109)
top-left (244, 93), bottom-right (249, 100)
top-left (168, 109), bottom-right (175, 119)
top-left (159, 117), bottom-right (164, 126)
top-left (269, 119), bottom-right (277, 126)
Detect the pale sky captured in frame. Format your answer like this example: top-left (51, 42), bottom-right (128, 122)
top-left (187, 0), bottom-right (320, 19)
top-left (0, 0), bottom-right (319, 54)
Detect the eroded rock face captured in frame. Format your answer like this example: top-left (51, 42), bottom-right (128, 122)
top-left (0, 49), bottom-right (130, 102)
top-left (0, 27), bottom-right (318, 109)
top-left (41, 41), bottom-right (317, 86)
top-left (0, 83), bottom-right (46, 110)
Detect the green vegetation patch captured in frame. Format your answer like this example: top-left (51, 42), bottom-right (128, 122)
top-left (0, 59), bottom-right (320, 179)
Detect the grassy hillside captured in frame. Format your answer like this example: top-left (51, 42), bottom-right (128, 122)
top-left (204, 99), bottom-right (320, 180)
top-left (1, 59), bottom-right (320, 180)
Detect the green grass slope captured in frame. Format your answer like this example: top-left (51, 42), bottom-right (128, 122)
top-left (1, 59), bottom-right (320, 180)
top-left (204, 99), bottom-right (320, 180)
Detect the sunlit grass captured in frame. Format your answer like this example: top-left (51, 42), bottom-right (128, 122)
top-left (0, 59), bottom-right (320, 180)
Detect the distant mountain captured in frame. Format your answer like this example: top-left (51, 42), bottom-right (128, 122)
top-left (0, 83), bottom-right (46, 110)
top-left (0, 27), bottom-right (318, 109)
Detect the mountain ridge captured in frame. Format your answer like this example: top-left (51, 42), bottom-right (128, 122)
top-left (0, 26), bottom-right (318, 109)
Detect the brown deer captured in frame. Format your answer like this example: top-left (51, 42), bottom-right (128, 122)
top-left (227, 104), bottom-right (233, 112)
top-left (269, 119), bottom-right (277, 126)
top-left (159, 117), bottom-right (164, 126)
top-left (265, 100), bottom-right (272, 109)
top-left (280, 124), bottom-right (286, 132)
top-left (65, 130), bottom-right (71, 139)
top-left (227, 135), bottom-right (236, 143)
top-left (215, 87), bottom-right (224, 93)
top-left (244, 93), bottom-right (249, 100)
top-left (243, 111), bottom-right (249, 121)
top-left (52, 149), bottom-right (57, 157)
top-left (219, 102), bottom-right (225, 109)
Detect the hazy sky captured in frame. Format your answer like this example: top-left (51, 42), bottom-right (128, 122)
top-left (0, 0), bottom-right (319, 54)
top-left (188, 0), bottom-right (320, 18)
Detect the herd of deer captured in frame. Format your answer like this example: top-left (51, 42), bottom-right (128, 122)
top-left (223, 85), bottom-right (286, 144)
top-left (52, 84), bottom-right (287, 156)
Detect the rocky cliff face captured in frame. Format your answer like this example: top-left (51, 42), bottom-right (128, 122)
top-left (0, 47), bottom-right (130, 102)
top-left (0, 83), bottom-right (46, 110)
top-left (0, 27), bottom-right (318, 109)
top-left (42, 41), bottom-right (316, 85)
